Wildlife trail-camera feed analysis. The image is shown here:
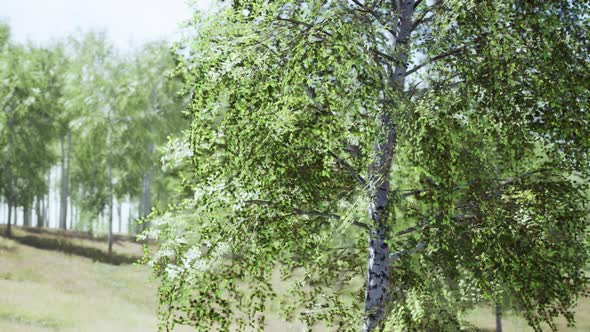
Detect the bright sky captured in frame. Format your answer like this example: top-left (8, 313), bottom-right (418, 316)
top-left (0, 0), bottom-right (211, 48)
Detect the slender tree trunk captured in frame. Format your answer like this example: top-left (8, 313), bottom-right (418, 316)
top-left (69, 198), bottom-right (74, 229)
top-left (23, 205), bottom-right (31, 227)
top-left (59, 133), bottom-right (67, 229)
top-left (6, 202), bottom-right (12, 238)
top-left (362, 2), bottom-right (414, 331)
top-left (496, 303), bottom-right (503, 332)
top-left (35, 196), bottom-right (43, 228)
top-left (6, 114), bottom-right (15, 238)
top-left (117, 201), bottom-right (122, 234)
top-left (141, 166), bottom-right (153, 230)
top-left (88, 214), bottom-right (93, 238)
top-left (76, 205), bottom-right (80, 229)
top-left (42, 195), bottom-right (48, 228)
top-left (107, 146), bottom-right (114, 257)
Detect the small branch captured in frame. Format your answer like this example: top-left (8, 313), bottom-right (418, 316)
top-left (390, 241), bottom-right (427, 262)
top-left (411, 7), bottom-right (431, 32)
top-left (244, 200), bottom-right (370, 230)
top-left (395, 218), bottom-right (431, 236)
top-left (414, 0), bottom-right (424, 8)
top-left (306, 112), bottom-right (367, 186)
top-left (406, 46), bottom-right (467, 76)
top-left (399, 188), bottom-right (429, 198)
top-left (276, 17), bottom-right (314, 30)
top-left (327, 150), bottom-right (367, 186)
top-left (349, 0), bottom-right (396, 36)
top-left (373, 49), bottom-right (397, 63)
top-left (304, 86), bottom-right (328, 113)
top-left (276, 17), bottom-right (333, 37)
top-left (293, 208), bottom-right (339, 219)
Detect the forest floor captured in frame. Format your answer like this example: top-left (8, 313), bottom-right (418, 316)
top-left (0, 228), bottom-right (589, 331)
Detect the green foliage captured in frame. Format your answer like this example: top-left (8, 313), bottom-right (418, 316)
top-left (87, 0), bottom-right (590, 331)
top-left (0, 40), bottom-right (63, 211)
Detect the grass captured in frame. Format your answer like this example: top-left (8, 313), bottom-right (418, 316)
top-left (464, 303), bottom-right (590, 332)
top-left (1, 230), bottom-right (590, 331)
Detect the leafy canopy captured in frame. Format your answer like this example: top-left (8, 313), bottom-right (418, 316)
top-left (146, 1), bottom-right (590, 331)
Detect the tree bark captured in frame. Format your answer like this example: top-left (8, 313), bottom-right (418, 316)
top-left (5, 114), bottom-right (15, 238)
top-left (6, 203), bottom-right (12, 238)
top-left (23, 205), bottom-right (31, 227)
top-left (58, 132), bottom-right (71, 230)
top-left (107, 139), bottom-right (114, 257)
top-left (46, 172), bottom-right (50, 228)
top-left (362, 1), bottom-right (414, 331)
top-left (35, 196), bottom-right (43, 228)
top-left (496, 303), bottom-right (503, 332)
top-left (140, 142), bottom-right (154, 231)
top-left (69, 197), bottom-right (74, 229)
top-left (141, 169), bottom-right (152, 228)
top-left (117, 201), bottom-right (122, 234)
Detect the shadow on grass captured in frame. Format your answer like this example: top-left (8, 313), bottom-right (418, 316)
top-left (0, 231), bottom-right (141, 265)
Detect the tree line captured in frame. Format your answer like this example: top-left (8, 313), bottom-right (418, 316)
top-left (0, 22), bottom-right (187, 255)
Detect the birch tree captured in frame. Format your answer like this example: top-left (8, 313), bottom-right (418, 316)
top-left (145, 1), bottom-right (589, 331)
top-left (0, 38), bottom-right (61, 234)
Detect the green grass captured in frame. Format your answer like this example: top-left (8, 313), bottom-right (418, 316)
top-left (0, 234), bottom-right (193, 332)
top-left (1, 230), bottom-right (589, 331)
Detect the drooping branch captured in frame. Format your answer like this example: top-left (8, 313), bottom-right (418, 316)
top-left (395, 218), bottom-right (430, 236)
top-left (411, 7), bottom-right (432, 32)
top-left (276, 17), bottom-right (333, 37)
top-left (390, 241), bottom-right (427, 262)
top-left (244, 199), bottom-right (371, 230)
top-left (302, 97), bottom-right (368, 186)
top-left (327, 150), bottom-right (367, 186)
top-left (405, 46), bottom-right (467, 76)
top-left (372, 49), bottom-right (397, 63)
top-left (349, 0), bottom-right (396, 36)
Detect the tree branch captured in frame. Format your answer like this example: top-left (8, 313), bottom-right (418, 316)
top-left (411, 7), bottom-right (432, 32)
top-left (244, 200), bottom-right (371, 230)
top-left (390, 241), bottom-right (427, 262)
top-left (406, 46), bottom-right (467, 76)
top-left (327, 150), bottom-right (367, 186)
top-left (373, 49), bottom-right (397, 63)
top-left (395, 218), bottom-right (431, 236)
top-left (349, 0), bottom-right (396, 36)
top-left (276, 17), bottom-right (333, 37)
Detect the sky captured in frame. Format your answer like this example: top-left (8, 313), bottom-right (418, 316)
top-left (0, 0), bottom-right (211, 49)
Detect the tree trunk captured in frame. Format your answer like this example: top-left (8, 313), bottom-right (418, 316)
top-left (496, 303), bottom-right (503, 332)
top-left (6, 202), bottom-right (12, 238)
top-left (5, 114), bottom-right (15, 238)
top-left (107, 150), bottom-right (114, 257)
top-left (35, 196), bottom-right (43, 228)
top-left (69, 198), bottom-right (74, 229)
top-left (59, 133), bottom-right (68, 229)
top-left (141, 167), bottom-right (153, 229)
top-left (141, 141), bottom-right (153, 232)
top-left (362, 2), bottom-right (414, 331)
top-left (117, 201), bottom-right (122, 234)
top-left (23, 205), bottom-right (31, 227)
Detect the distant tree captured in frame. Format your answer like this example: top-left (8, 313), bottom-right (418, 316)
top-left (146, 1), bottom-right (589, 331)
top-left (0, 39), bottom-right (62, 235)
top-left (65, 33), bottom-right (186, 255)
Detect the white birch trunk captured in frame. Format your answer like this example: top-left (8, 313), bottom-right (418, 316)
top-left (363, 1), bottom-right (414, 331)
